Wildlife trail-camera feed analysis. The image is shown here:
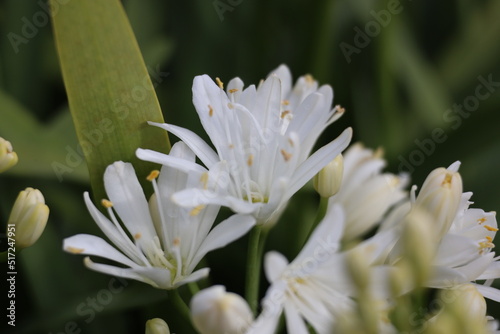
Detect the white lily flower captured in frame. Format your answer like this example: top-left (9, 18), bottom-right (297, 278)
top-left (137, 65), bottom-right (352, 226)
top-left (0, 137), bottom-right (18, 173)
top-left (247, 204), bottom-right (397, 334)
top-left (63, 142), bottom-right (255, 289)
top-left (329, 143), bottom-right (408, 241)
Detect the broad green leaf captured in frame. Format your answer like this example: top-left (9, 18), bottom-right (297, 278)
top-left (50, 0), bottom-right (170, 202)
top-left (0, 90), bottom-right (88, 182)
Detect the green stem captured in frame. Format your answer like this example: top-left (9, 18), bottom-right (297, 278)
top-left (169, 289), bottom-right (191, 321)
top-left (245, 225), bottom-right (264, 314)
top-left (303, 196), bottom-right (329, 244)
top-left (187, 281), bottom-right (200, 297)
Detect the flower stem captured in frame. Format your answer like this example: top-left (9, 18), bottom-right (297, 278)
top-left (169, 289), bottom-right (191, 321)
top-left (245, 225), bottom-right (265, 314)
top-left (304, 196), bottom-right (329, 244)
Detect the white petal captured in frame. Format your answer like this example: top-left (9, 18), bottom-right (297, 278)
top-left (474, 284), bottom-right (500, 303)
top-left (63, 234), bottom-right (138, 268)
top-left (84, 257), bottom-right (173, 289)
top-left (294, 203), bottom-right (344, 263)
top-left (173, 188), bottom-right (257, 214)
top-left (104, 162), bottom-right (157, 244)
top-left (433, 234), bottom-right (481, 267)
top-left (136, 148), bottom-right (207, 175)
top-left (478, 261), bottom-right (500, 280)
top-left (284, 303), bottom-right (309, 334)
top-left (193, 214), bottom-right (255, 265)
top-left (264, 251), bottom-right (289, 283)
top-left (149, 122), bottom-right (219, 168)
top-left (174, 268), bottom-right (210, 287)
top-left (286, 128), bottom-right (352, 200)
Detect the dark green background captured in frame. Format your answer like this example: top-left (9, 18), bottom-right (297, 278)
top-left (1, 0), bottom-right (499, 333)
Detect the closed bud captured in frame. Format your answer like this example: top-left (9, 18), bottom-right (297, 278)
top-left (314, 154), bottom-right (343, 198)
top-left (414, 162), bottom-right (462, 240)
top-left (191, 285), bottom-right (253, 334)
top-left (0, 137), bottom-right (18, 173)
top-left (145, 318), bottom-right (170, 334)
top-left (448, 284), bottom-right (487, 319)
top-left (8, 187), bottom-right (49, 249)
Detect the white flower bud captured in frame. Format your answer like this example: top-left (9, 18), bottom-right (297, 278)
top-left (313, 154), bottom-right (343, 198)
top-left (413, 162), bottom-right (462, 240)
top-left (191, 285), bottom-right (253, 334)
top-left (0, 137), bottom-right (18, 173)
top-left (450, 284), bottom-right (487, 319)
top-left (8, 187), bottom-right (49, 249)
top-left (145, 318), bottom-right (170, 334)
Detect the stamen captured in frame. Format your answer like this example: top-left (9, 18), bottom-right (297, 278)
top-left (247, 154), bottom-right (254, 166)
top-left (281, 149), bottom-right (292, 161)
top-left (200, 172), bottom-right (209, 190)
top-left (101, 199), bottom-right (113, 208)
top-left (173, 238), bottom-right (180, 247)
top-left (282, 100), bottom-right (290, 106)
top-left (486, 236), bottom-right (493, 242)
top-left (147, 170), bottom-right (160, 181)
top-left (478, 217), bottom-right (487, 224)
top-left (216, 77), bottom-right (224, 89)
top-left (66, 246), bottom-right (84, 254)
top-left (305, 74), bottom-right (314, 83)
top-left (335, 105), bottom-right (346, 114)
top-left (374, 147), bottom-right (384, 159)
top-left (190, 205), bottom-right (206, 216)
top-left (227, 102), bottom-right (234, 109)
top-left (134, 233), bottom-right (142, 240)
top-left (229, 88), bottom-right (239, 93)
top-left (208, 104), bottom-right (214, 117)
top-left (228, 144), bottom-right (234, 149)
top-left (280, 110), bottom-right (291, 118)
top-left (484, 225), bottom-right (499, 232)
top-left (441, 173), bottom-right (453, 187)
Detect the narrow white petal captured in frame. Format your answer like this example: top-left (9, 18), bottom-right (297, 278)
top-left (104, 162), bottom-right (156, 243)
top-left (63, 234), bottom-right (138, 268)
top-left (193, 214), bottom-right (255, 265)
top-left (264, 251), bottom-right (289, 283)
top-left (173, 188), bottom-right (257, 214)
top-left (84, 257), bottom-right (173, 289)
top-left (284, 303), bottom-right (310, 334)
top-left (433, 234), bottom-right (480, 267)
top-left (148, 122), bottom-right (219, 168)
top-left (286, 128), bottom-right (352, 200)
top-left (474, 284), bottom-right (500, 302)
top-left (477, 261), bottom-right (500, 280)
top-left (175, 268), bottom-right (210, 288)
top-left (136, 148), bottom-right (207, 175)
top-left (294, 204), bottom-right (344, 263)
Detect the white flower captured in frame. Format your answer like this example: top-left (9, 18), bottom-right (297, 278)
top-left (246, 204), bottom-right (396, 334)
top-left (63, 142), bottom-right (255, 289)
top-left (0, 137), bottom-right (18, 173)
top-left (8, 187), bottom-right (49, 249)
top-left (191, 285), bottom-right (253, 334)
top-left (137, 65), bottom-right (352, 226)
top-left (329, 143), bottom-right (408, 241)
top-left (313, 153), bottom-right (344, 198)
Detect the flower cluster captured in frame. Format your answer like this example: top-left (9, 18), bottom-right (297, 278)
top-left (64, 66), bottom-right (500, 334)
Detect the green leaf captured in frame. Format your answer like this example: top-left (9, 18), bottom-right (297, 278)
top-left (50, 0), bottom-right (170, 202)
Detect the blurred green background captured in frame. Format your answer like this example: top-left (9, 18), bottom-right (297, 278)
top-left (1, 0), bottom-right (500, 332)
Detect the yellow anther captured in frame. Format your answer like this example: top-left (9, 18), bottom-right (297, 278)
top-left (305, 74), bottom-right (314, 83)
top-left (374, 147), bottom-right (384, 159)
top-left (335, 105), bottom-right (346, 114)
top-left (441, 173), bottom-right (453, 187)
top-left (67, 246), bottom-right (85, 254)
top-left (228, 144), bottom-right (234, 149)
top-left (280, 110), bottom-right (291, 118)
top-left (134, 233), bottom-right (142, 240)
top-left (288, 138), bottom-right (294, 147)
top-left (190, 205), bottom-right (206, 216)
top-left (216, 77), bottom-right (224, 89)
top-left (486, 236), bottom-right (493, 242)
top-left (280, 149), bottom-right (292, 161)
top-left (101, 199), bottom-right (113, 208)
top-left (173, 238), bottom-right (181, 247)
top-left (484, 225), bottom-right (499, 232)
top-left (478, 217), bottom-right (487, 224)
top-left (147, 170), bottom-right (160, 181)
top-left (227, 102), bottom-right (234, 109)
top-left (247, 154), bottom-right (254, 166)
top-left (282, 100), bottom-right (290, 106)
top-left (229, 88), bottom-right (239, 93)
top-left (479, 241), bottom-right (495, 252)
top-left (208, 104), bottom-right (214, 117)
top-left (200, 172), bottom-right (209, 190)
